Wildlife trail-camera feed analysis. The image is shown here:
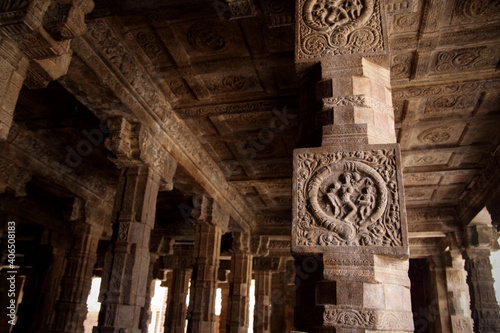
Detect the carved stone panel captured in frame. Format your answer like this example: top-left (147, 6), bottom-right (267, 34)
top-left (296, 0), bottom-right (386, 62)
top-left (292, 144), bottom-right (408, 256)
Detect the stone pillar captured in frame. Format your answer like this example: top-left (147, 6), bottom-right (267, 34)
top-left (292, 1), bottom-right (413, 331)
top-left (187, 222), bottom-right (222, 333)
top-left (187, 196), bottom-right (227, 333)
top-left (94, 166), bottom-right (160, 333)
top-left (49, 199), bottom-right (104, 333)
top-left (429, 250), bottom-right (475, 333)
top-left (464, 224), bottom-right (500, 333)
top-left (253, 258), bottom-right (279, 333)
top-left (226, 232), bottom-right (253, 333)
top-left (164, 244), bottom-right (194, 333)
top-left (445, 251), bottom-right (474, 332)
top-left (50, 207), bottom-right (103, 333)
top-left (94, 117), bottom-right (176, 333)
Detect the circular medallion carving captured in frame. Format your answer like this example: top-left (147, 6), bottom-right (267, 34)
top-left (417, 127), bottom-right (452, 144)
top-left (307, 161), bottom-right (388, 241)
top-left (303, 0), bottom-right (374, 32)
top-left (187, 22), bottom-right (227, 53)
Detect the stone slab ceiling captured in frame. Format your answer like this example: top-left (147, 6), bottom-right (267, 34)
top-left (66, 0), bottom-right (500, 235)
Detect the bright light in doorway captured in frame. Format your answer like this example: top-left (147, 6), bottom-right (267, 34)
top-left (83, 277), bottom-right (101, 333)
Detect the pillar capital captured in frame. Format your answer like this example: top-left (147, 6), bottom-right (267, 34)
top-left (105, 117), bottom-right (177, 190)
top-left (250, 235), bottom-right (270, 256)
top-left (164, 244), bottom-right (194, 270)
top-left (190, 194), bottom-right (230, 232)
top-left (465, 224), bottom-right (499, 250)
top-left (253, 257), bottom-right (280, 272)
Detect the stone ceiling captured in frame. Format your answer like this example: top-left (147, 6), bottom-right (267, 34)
top-left (9, 0), bottom-right (500, 255)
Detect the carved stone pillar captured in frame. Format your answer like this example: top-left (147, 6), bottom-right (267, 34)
top-left (94, 166), bottom-right (161, 333)
top-left (253, 258), bottom-right (279, 333)
top-left (445, 251), bottom-right (474, 333)
top-left (187, 196), bottom-right (227, 333)
top-left (164, 244), bottom-right (194, 333)
top-left (464, 225), bottom-right (500, 333)
top-left (50, 201), bottom-right (103, 333)
top-left (292, 1), bottom-right (412, 331)
top-left (429, 251), bottom-right (475, 333)
top-left (226, 232), bottom-right (253, 333)
top-left (0, 37), bottom-right (28, 141)
top-left (94, 117), bottom-right (176, 333)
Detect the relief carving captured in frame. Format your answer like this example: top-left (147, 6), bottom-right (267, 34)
top-left (434, 47), bottom-right (497, 72)
top-left (453, 0), bottom-right (500, 22)
top-left (417, 126), bottom-right (452, 144)
top-left (297, 0), bottom-right (385, 60)
top-left (260, 0), bottom-right (294, 27)
top-left (294, 147), bottom-right (405, 249)
top-left (424, 94), bottom-right (477, 115)
top-left (392, 79), bottom-right (500, 99)
top-left (391, 53), bottom-right (413, 79)
top-left (187, 22), bottom-right (227, 53)
top-left (324, 308), bottom-right (375, 327)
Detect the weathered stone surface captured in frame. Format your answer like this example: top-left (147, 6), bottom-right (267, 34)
top-left (0, 1), bottom-right (500, 333)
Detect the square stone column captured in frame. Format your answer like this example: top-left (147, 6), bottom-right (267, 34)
top-left (226, 232), bottom-right (253, 333)
top-left (187, 221), bottom-right (222, 333)
top-left (464, 224), bottom-right (500, 333)
top-left (429, 250), bottom-right (474, 333)
top-left (48, 198), bottom-right (104, 333)
top-left (293, 1), bottom-right (412, 330)
top-left (94, 166), bottom-right (161, 333)
top-left (253, 257), bottom-right (280, 333)
top-left (164, 244), bottom-right (194, 333)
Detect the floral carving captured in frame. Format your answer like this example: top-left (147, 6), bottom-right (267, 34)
top-left (424, 94), bottom-right (477, 115)
top-left (417, 127), bottom-right (452, 144)
top-left (297, 0), bottom-right (385, 59)
top-left (294, 147), bottom-right (404, 248)
top-left (391, 53), bottom-right (413, 79)
top-left (434, 47), bottom-right (497, 72)
top-left (454, 0), bottom-right (500, 22)
top-left (187, 22), bottom-right (227, 53)
top-left (324, 308), bottom-right (376, 327)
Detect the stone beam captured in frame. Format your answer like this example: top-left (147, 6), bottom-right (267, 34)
top-left (458, 152), bottom-right (500, 226)
top-left (63, 18), bottom-right (255, 231)
top-left (176, 98), bottom-right (297, 119)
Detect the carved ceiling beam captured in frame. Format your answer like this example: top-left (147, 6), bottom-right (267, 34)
top-left (392, 78), bottom-right (500, 99)
top-left (66, 18), bottom-right (255, 231)
top-left (177, 97), bottom-right (298, 119)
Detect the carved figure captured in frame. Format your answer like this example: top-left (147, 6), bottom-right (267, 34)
top-left (346, 0), bottom-right (363, 19)
top-left (311, 1), bottom-right (349, 28)
top-left (357, 181), bottom-right (375, 222)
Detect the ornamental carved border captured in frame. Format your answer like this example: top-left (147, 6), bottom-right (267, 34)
top-left (292, 144), bottom-right (408, 255)
top-left (296, 0), bottom-right (386, 61)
